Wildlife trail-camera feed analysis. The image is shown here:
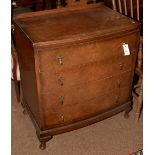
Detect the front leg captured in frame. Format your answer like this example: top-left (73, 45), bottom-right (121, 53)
top-left (36, 131), bottom-right (53, 150)
top-left (39, 141), bottom-right (46, 150)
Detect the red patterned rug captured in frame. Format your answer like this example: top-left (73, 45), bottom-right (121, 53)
top-left (130, 149), bottom-right (143, 155)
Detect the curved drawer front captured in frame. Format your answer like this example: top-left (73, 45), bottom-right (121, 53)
top-left (43, 86), bottom-right (131, 128)
top-left (38, 57), bottom-right (134, 93)
top-left (37, 32), bottom-right (138, 73)
top-left (39, 71), bottom-right (132, 110)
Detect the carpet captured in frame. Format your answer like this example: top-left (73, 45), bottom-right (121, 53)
top-left (12, 82), bottom-right (143, 155)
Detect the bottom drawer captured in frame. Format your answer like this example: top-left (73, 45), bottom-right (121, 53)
top-left (43, 86), bottom-right (131, 128)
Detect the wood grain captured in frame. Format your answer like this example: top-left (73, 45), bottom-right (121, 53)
top-left (13, 5), bottom-right (140, 149)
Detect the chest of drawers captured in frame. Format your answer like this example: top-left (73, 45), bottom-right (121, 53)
top-left (13, 4), bottom-right (140, 149)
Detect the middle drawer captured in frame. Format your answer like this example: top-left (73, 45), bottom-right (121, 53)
top-left (38, 61), bottom-right (132, 93)
top-left (39, 70), bottom-right (132, 110)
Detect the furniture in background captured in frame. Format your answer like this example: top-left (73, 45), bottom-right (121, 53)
top-left (133, 36), bottom-right (143, 121)
top-left (11, 0), bottom-right (42, 11)
top-left (11, 0), bottom-right (44, 102)
top-left (104, 0), bottom-right (143, 121)
top-left (13, 1), bottom-right (140, 149)
top-left (11, 0), bottom-right (22, 103)
top-left (104, 0), bottom-right (143, 25)
top-left (43, 0), bottom-right (102, 9)
top-left (11, 43), bottom-right (20, 102)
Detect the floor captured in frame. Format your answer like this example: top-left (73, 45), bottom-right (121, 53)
top-left (11, 82), bottom-right (143, 155)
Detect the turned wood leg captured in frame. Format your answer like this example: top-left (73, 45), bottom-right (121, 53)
top-left (124, 103), bottom-right (132, 119)
top-left (12, 51), bottom-right (20, 102)
top-left (39, 136), bottom-right (53, 150)
top-left (134, 37), bottom-right (143, 121)
top-left (36, 131), bottom-right (53, 150)
top-left (12, 47), bottom-right (21, 103)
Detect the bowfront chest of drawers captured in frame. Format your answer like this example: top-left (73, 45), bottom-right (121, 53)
top-left (13, 4), bottom-right (140, 149)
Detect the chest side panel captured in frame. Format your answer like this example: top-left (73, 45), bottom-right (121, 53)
top-left (14, 24), bottom-right (43, 128)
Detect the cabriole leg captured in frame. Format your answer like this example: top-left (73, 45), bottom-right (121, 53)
top-left (39, 142), bottom-right (46, 150)
top-left (36, 131), bottom-right (53, 150)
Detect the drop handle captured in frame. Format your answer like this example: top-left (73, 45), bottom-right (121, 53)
top-left (58, 77), bottom-right (64, 86)
top-left (59, 96), bottom-right (64, 104)
top-left (119, 62), bottom-right (123, 70)
top-left (57, 56), bottom-right (64, 65)
top-left (59, 114), bottom-right (64, 122)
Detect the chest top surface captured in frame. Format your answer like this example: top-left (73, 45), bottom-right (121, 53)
top-left (14, 5), bottom-right (140, 44)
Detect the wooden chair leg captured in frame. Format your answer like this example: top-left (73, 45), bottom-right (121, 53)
top-left (134, 36), bottom-right (143, 121)
top-left (12, 51), bottom-right (20, 102)
top-left (135, 79), bottom-right (143, 121)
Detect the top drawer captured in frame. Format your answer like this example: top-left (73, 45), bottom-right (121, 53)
top-left (36, 32), bottom-right (138, 73)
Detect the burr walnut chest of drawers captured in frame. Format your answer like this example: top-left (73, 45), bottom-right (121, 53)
top-left (13, 4), bottom-right (140, 149)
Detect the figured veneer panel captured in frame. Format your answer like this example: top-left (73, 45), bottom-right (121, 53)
top-left (39, 70), bottom-right (132, 111)
top-left (13, 4), bottom-right (140, 148)
top-left (37, 32), bottom-right (138, 73)
top-left (44, 86), bottom-right (131, 129)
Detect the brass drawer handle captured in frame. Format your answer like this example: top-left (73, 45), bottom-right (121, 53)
top-left (116, 96), bottom-right (119, 104)
top-left (58, 76), bottom-right (64, 86)
top-left (117, 80), bottom-right (121, 88)
top-left (119, 62), bottom-right (123, 70)
top-left (57, 56), bottom-right (64, 65)
top-left (59, 114), bottom-right (64, 122)
top-left (59, 96), bottom-right (64, 104)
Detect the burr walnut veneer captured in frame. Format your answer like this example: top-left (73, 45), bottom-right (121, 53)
top-left (13, 4), bottom-right (140, 149)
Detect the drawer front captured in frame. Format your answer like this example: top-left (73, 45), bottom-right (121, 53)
top-left (39, 58), bottom-right (134, 93)
top-left (39, 71), bottom-right (132, 109)
top-left (43, 87), bottom-right (131, 128)
top-left (37, 32), bottom-right (138, 73)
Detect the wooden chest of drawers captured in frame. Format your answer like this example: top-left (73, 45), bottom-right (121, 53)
top-left (13, 4), bottom-right (140, 149)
